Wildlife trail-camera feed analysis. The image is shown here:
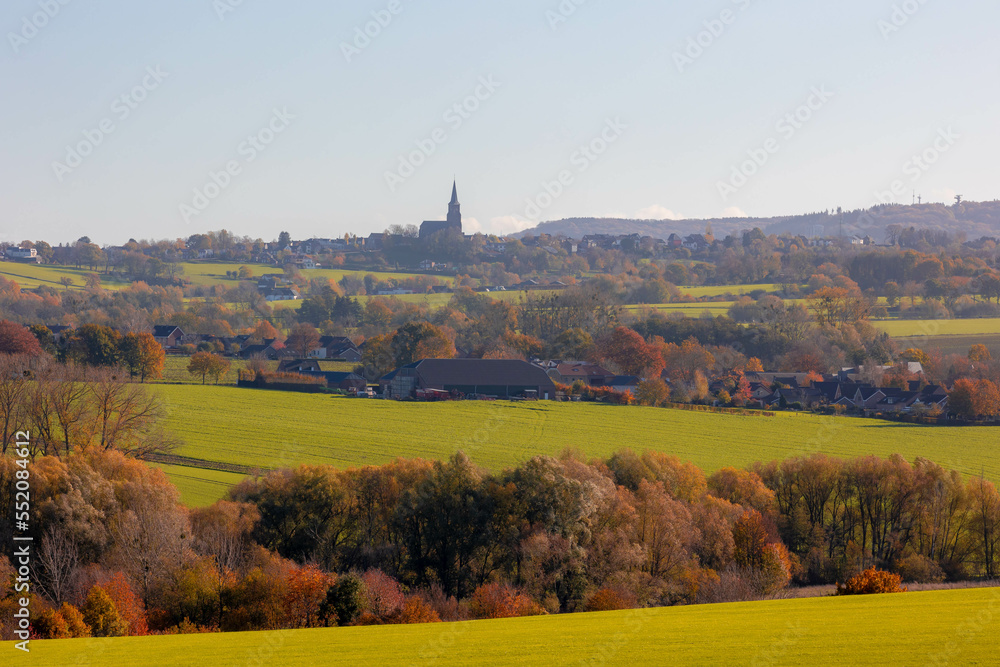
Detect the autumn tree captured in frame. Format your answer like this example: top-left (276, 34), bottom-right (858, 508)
top-left (81, 586), bottom-right (128, 637)
top-left (598, 327), bottom-right (665, 377)
top-left (0, 320), bottom-right (44, 356)
top-left (188, 351), bottom-right (230, 385)
top-left (120, 332), bottom-right (165, 382)
top-left (286, 323), bottom-right (321, 359)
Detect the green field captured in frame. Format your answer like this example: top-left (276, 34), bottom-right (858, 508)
top-left (625, 302), bottom-right (736, 317)
top-left (153, 385), bottom-right (1000, 506)
top-left (180, 262), bottom-right (433, 288)
top-left (874, 318), bottom-right (1000, 339)
top-left (154, 356), bottom-right (357, 386)
top-left (9, 587), bottom-right (998, 666)
top-left (0, 260), bottom-right (130, 290)
top-left (680, 283), bottom-right (782, 298)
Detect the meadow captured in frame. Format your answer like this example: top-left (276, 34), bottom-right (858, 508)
top-left (152, 385), bottom-right (1000, 506)
top-left (11, 587), bottom-right (999, 666)
top-left (873, 318), bottom-right (1000, 339)
top-left (154, 356), bottom-right (356, 385)
top-left (0, 260), bottom-right (130, 290)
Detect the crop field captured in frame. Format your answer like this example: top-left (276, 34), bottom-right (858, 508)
top-left (179, 262), bottom-right (433, 287)
top-left (680, 283), bottom-right (782, 298)
top-left (11, 587), bottom-right (999, 666)
top-left (152, 385), bottom-right (1000, 506)
top-left (153, 356), bottom-right (356, 385)
top-left (625, 302), bottom-right (735, 317)
top-left (873, 318), bottom-right (1000, 339)
top-left (0, 260), bottom-right (130, 290)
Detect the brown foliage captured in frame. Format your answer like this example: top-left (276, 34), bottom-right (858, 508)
top-left (468, 583), bottom-right (545, 620)
top-left (836, 568), bottom-right (906, 595)
top-left (585, 588), bottom-right (636, 612)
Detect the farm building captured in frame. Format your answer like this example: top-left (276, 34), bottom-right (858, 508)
top-left (381, 359), bottom-right (557, 400)
top-left (152, 325), bottom-right (185, 349)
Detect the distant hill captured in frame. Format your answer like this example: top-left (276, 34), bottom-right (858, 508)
top-left (520, 200), bottom-right (1000, 241)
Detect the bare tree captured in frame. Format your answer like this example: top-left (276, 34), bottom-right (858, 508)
top-left (35, 526), bottom-right (80, 605)
top-left (87, 367), bottom-right (167, 454)
top-left (0, 354), bottom-right (30, 455)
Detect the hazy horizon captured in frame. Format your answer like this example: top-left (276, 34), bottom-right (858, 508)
top-left (3, 0), bottom-right (998, 245)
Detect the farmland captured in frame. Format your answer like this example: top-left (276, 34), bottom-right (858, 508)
top-left (11, 587), bottom-right (999, 666)
top-left (0, 260), bottom-right (131, 290)
top-left (873, 318), bottom-right (1000, 339)
top-left (152, 385), bottom-right (1000, 506)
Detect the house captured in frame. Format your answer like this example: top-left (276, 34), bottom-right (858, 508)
top-left (380, 359), bottom-right (557, 400)
top-left (278, 359), bottom-right (323, 373)
top-left (552, 362), bottom-right (615, 386)
top-left (265, 287), bottom-right (301, 302)
top-left (682, 234), bottom-right (708, 251)
top-left (419, 260), bottom-right (436, 270)
top-left (4, 247), bottom-right (40, 263)
top-left (45, 325), bottom-right (73, 345)
top-left (300, 371), bottom-right (368, 393)
top-left (152, 325), bottom-right (185, 349)
top-left (312, 336), bottom-right (362, 362)
top-left (239, 339), bottom-right (284, 360)
top-left (608, 376), bottom-right (641, 394)
top-left (667, 233), bottom-right (683, 248)
top-left (197, 248), bottom-right (215, 259)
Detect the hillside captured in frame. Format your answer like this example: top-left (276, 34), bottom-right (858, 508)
top-left (11, 587), bottom-right (999, 666)
top-left (523, 200), bottom-right (1000, 241)
top-left (152, 386), bottom-right (1000, 506)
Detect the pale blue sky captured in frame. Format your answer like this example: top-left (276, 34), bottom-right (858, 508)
top-left (2, 0), bottom-right (998, 244)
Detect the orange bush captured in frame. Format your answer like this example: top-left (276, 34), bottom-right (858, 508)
top-left (468, 583), bottom-right (545, 620)
top-left (389, 596), bottom-right (442, 624)
top-left (836, 568), bottom-right (907, 595)
top-left (585, 588), bottom-right (636, 612)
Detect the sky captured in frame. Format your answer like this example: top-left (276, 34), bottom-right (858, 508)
top-left (2, 0), bottom-right (998, 245)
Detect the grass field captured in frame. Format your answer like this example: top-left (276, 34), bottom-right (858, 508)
top-left (0, 260), bottom-right (130, 290)
top-left (153, 356), bottom-right (357, 386)
top-left (873, 318), bottom-right (1000, 339)
top-left (153, 385), bottom-right (1000, 506)
top-left (10, 587), bottom-right (999, 666)
top-left (680, 283), bottom-right (782, 298)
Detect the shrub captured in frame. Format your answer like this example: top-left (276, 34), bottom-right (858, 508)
top-left (585, 588), bottom-right (636, 612)
top-left (81, 586), bottom-right (129, 637)
top-left (469, 583), bottom-right (545, 620)
top-left (896, 554), bottom-right (945, 584)
top-left (836, 568), bottom-right (907, 596)
top-left (32, 608), bottom-right (70, 639)
top-left (326, 575), bottom-right (364, 626)
top-left (58, 603), bottom-right (91, 638)
top-left (389, 596), bottom-right (441, 625)
top-left (360, 570), bottom-right (404, 618)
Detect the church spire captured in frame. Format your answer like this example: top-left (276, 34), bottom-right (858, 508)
top-left (447, 180), bottom-right (462, 227)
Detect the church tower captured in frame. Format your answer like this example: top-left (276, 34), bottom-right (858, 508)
top-left (447, 180), bottom-right (462, 226)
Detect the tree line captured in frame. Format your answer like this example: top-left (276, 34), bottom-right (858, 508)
top-left (3, 448), bottom-right (997, 640)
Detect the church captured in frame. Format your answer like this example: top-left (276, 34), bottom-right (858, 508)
top-left (419, 181), bottom-right (463, 239)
